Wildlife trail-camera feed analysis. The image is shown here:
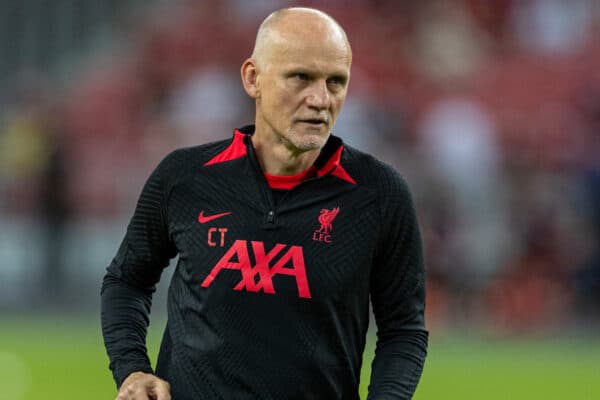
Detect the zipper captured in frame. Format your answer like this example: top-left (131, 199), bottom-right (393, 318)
top-left (259, 167), bottom-right (327, 225)
top-left (261, 184), bottom-right (277, 225)
top-left (246, 138), bottom-right (278, 225)
top-left (262, 175), bottom-right (322, 225)
top-left (245, 135), bottom-right (333, 225)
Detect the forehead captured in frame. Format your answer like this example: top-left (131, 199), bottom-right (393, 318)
top-left (264, 28), bottom-right (351, 74)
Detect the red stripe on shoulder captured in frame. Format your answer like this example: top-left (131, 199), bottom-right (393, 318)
top-left (331, 165), bottom-right (357, 185)
top-left (317, 145), bottom-right (357, 185)
top-left (203, 130), bottom-right (248, 166)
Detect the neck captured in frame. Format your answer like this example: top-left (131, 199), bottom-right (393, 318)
top-left (251, 125), bottom-right (322, 176)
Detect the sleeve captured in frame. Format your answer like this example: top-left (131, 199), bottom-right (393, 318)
top-left (367, 169), bottom-right (428, 400)
top-left (101, 153), bottom-right (178, 388)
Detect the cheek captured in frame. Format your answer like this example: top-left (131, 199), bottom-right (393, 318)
top-left (330, 97), bottom-right (345, 118)
top-left (267, 85), bottom-right (290, 109)
top-left (274, 95), bottom-right (299, 119)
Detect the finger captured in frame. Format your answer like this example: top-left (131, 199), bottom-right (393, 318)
top-left (117, 385), bottom-right (151, 400)
top-left (116, 389), bottom-right (133, 400)
top-left (151, 380), bottom-right (171, 400)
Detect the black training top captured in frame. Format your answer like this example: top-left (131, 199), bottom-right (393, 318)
top-left (101, 125), bottom-right (428, 400)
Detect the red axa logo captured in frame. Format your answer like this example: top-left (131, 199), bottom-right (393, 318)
top-left (313, 207), bottom-right (340, 243)
top-left (201, 240), bottom-right (311, 299)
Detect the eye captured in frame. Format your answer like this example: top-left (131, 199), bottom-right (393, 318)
top-left (294, 73), bottom-right (310, 81)
top-left (327, 76), bottom-right (346, 88)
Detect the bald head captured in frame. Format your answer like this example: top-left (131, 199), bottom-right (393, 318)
top-left (240, 7), bottom-right (352, 157)
top-left (251, 7), bottom-right (352, 70)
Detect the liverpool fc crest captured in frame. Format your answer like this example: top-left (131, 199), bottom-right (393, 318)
top-left (313, 207), bottom-right (339, 243)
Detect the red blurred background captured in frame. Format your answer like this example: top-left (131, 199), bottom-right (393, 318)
top-left (1, 0), bottom-right (599, 336)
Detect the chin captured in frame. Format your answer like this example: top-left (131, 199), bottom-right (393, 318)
top-left (286, 129), bottom-right (329, 152)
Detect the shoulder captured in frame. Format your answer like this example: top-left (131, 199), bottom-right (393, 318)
top-left (153, 138), bottom-right (233, 181)
top-left (341, 143), bottom-right (411, 196)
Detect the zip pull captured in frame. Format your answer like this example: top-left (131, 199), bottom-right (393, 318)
top-left (267, 210), bottom-right (275, 223)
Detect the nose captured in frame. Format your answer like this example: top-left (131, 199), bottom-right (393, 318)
top-left (306, 80), bottom-right (331, 110)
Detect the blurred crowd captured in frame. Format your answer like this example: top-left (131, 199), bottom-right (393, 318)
top-left (1, 0), bottom-right (599, 334)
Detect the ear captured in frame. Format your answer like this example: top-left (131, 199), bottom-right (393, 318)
top-left (241, 59), bottom-right (260, 99)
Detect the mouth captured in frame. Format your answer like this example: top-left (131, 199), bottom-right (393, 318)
top-left (297, 118), bottom-right (327, 126)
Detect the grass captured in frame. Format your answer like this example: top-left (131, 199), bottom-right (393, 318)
top-left (1, 315), bottom-right (599, 399)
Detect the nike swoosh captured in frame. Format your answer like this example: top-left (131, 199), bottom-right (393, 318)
top-left (198, 210), bottom-right (232, 224)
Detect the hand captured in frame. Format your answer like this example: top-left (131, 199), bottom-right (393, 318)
top-left (116, 371), bottom-right (171, 400)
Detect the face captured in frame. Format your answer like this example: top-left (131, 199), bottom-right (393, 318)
top-left (250, 26), bottom-right (351, 152)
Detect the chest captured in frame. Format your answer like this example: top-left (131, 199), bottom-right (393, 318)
top-left (166, 180), bottom-right (379, 302)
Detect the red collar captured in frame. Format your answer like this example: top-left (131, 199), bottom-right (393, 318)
top-left (203, 129), bottom-right (247, 166)
top-left (264, 166), bottom-right (316, 190)
top-left (204, 127), bottom-right (356, 188)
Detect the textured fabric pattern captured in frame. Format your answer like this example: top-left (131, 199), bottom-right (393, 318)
top-left (101, 126), bottom-right (428, 399)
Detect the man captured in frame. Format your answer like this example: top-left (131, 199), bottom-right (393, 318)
top-left (102, 7), bottom-right (427, 400)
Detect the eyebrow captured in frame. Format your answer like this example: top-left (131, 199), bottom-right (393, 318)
top-left (328, 74), bottom-right (348, 84)
top-left (285, 68), bottom-right (349, 82)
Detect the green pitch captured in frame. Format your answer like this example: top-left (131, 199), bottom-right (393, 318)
top-left (1, 316), bottom-right (599, 399)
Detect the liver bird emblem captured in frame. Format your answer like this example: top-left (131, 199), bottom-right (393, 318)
top-left (318, 207), bottom-right (340, 234)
